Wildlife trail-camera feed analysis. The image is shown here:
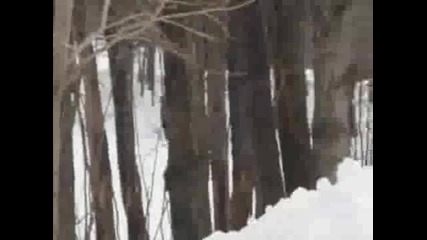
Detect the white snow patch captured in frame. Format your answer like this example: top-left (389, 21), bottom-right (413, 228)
top-left (204, 158), bottom-right (373, 240)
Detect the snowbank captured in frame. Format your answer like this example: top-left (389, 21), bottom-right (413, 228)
top-left (205, 158), bottom-right (373, 240)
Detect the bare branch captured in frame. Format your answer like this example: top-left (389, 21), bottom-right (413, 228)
top-left (159, 18), bottom-right (218, 41)
top-left (100, 0), bottom-right (112, 31)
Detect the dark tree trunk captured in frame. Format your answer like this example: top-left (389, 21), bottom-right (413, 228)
top-left (188, 12), bottom-right (213, 238)
top-left (248, 0), bottom-right (284, 213)
top-left (205, 15), bottom-right (230, 232)
top-left (73, 1), bottom-right (117, 238)
top-left (59, 89), bottom-right (76, 240)
top-left (160, 9), bottom-right (211, 238)
top-left (311, 62), bottom-right (354, 184)
top-left (83, 45), bottom-right (116, 240)
top-left (227, 0), bottom-right (284, 228)
top-left (310, 0), bottom-right (372, 183)
top-left (53, 0), bottom-right (73, 238)
top-left (227, 2), bottom-right (256, 230)
top-left (265, 0), bottom-right (314, 194)
top-left (108, 41), bottom-right (149, 240)
top-left (162, 51), bottom-right (201, 240)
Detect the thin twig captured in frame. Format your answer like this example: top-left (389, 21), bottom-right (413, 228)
top-left (161, 0), bottom-right (255, 21)
top-left (159, 18), bottom-right (218, 41)
top-left (100, 0), bottom-right (112, 31)
top-left (153, 191), bottom-right (170, 240)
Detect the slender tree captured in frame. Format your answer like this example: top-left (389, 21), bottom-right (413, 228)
top-left (311, 0), bottom-right (373, 183)
top-left (204, 1), bottom-right (230, 231)
top-left (53, 0), bottom-right (74, 239)
top-left (83, 45), bottom-right (117, 240)
top-left (248, 0), bottom-right (285, 214)
top-left (108, 41), bottom-right (149, 240)
top-left (59, 88), bottom-right (77, 240)
top-left (227, 0), bottom-right (284, 228)
top-left (187, 14), bottom-right (213, 239)
top-left (262, 0), bottom-right (314, 194)
top-left (160, 3), bottom-right (212, 238)
top-left (227, 0), bottom-right (257, 229)
top-left (73, 1), bottom-right (117, 239)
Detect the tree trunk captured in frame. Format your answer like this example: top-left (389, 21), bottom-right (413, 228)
top-left (59, 89), bottom-right (77, 240)
top-left (108, 41), bottom-right (149, 240)
top-left (188, 29), bottom-right (213, 240)
top-left (161, 4), bottom-right (212, 237)
top-left (83, 45), bottom-right (116, 240)
top-left (227, 1), bottom-right (256, 229)
top-left (266, 0), bottom-right (314, 194)
top-left (53, 0), bottom-right (73, 239)
top-left (311, 0), bottom-right (372, 183)
top-left (249, 0), bottom-right (285, 212)
top-left (162, 51), bottom-right (202, 240)
top-left (205, 5), bottom-right (229, 231)
top-left (73, 1), bottom-right (117, 238)
top-left (311, 63), bottom-right (354, 183)
top-left (227, 0), bottom-right (284, 228)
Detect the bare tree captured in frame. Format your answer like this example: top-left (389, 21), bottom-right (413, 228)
top-left (73, 1), bottom-right (117, 239)
top-left (161, 2), bottom-right (214, 238)
top-left (204, 0), bottom-right (230, 231)
top-left (53, 0), bottom-right (74, 239)
top-left (311, 0), bottom-right (373, 183)
top-left (248, 0), bottom-right (285, 214)
top-left (59, 88), bottom-right (77, 240)
top-left (262, 0), bottom-right (314, 194)
top-left (83, 45), bottom-right (117, 240)
top-left (227, 0), bottom-right (284, 228)
top-left (227, 0), bottom-right (257, 229)
top-left (108, 40), bottom-right (149, 240)
top-left (187, 17), bottom-right (213, 240)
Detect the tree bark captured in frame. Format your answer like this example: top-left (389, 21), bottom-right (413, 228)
top-left (310, 0), bottom-right (372, 183)
top-left (249, 0), bottom-right (285, 212)
top-left (162, 51), bottom-right (203, 240)
top-left (205, 5), bottom-right (229, 231)
top-left (53, 0), bottom-right (73, 239)
top-left (108, 41), bottom-right (149, 240)
top-left (73, 1), bottom-right (117, 238)
top-left (161, 8), bottom-right (211, 238)
top-left (83, 45), bottom-right (117, 240)
top-left (227, 0), bottom-right (256, 229)
top-left (265, 0), bottom-right (314, 194)
top-left (227, 0), bottom-right (284, 228)
top-left (59, 89), bottom-right (77, 240)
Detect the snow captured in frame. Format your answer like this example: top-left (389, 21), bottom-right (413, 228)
top-left (204, 158), bottom-right (373, 240)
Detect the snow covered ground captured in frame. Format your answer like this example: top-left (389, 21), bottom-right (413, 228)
top-left (204, 158), bottom-right (373, 240)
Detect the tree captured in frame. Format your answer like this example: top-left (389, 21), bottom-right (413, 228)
top-left (83, 45), bottom-right (117, 240)
top-left (227, 0), bottom-right (284, 228)
top-left (204, 1), bottom-right (230, 231)
top-left (108, 40), bottom-right (149, 240)
top-left (73, 1), bottom-right (117, 239)
top-left (262, 0), bottom-right (314, 195)
top-left (310, 0), bottom-right (373, 183)
top-left (59, 87), bottom-right (77, 240)
top-left (53, 0), bottom-right (74, 239)
top-left (161, 4), bottom-right (212, 238)
top-left (248, 0), bottom-right (285, 215)
top-left (186, 7), bottom-right (213, 238)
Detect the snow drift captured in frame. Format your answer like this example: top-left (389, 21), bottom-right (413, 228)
top-left (204, 158), bottom-right (373, 240)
